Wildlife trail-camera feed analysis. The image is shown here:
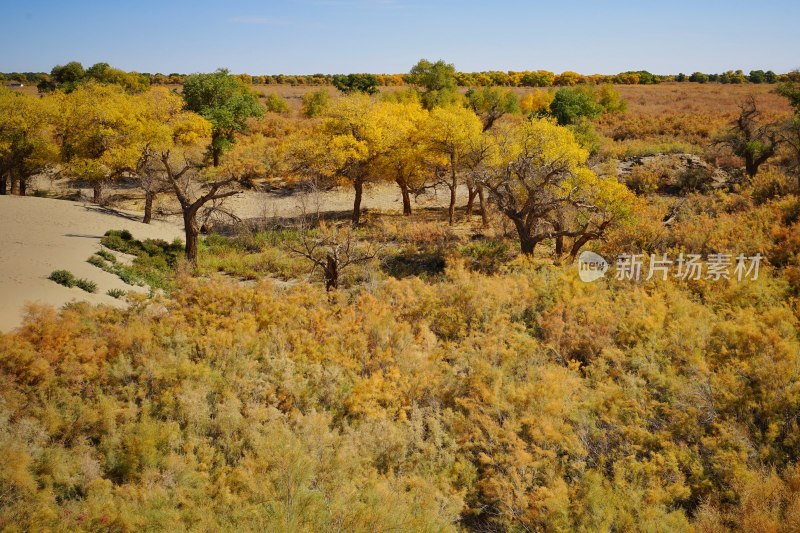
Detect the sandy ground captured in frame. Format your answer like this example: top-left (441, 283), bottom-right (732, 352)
top-left (0, 196), bottom-right (182, 332)
top-left (0, 182), bottom-right (465, 332)
top-left (222, 182), bottom-right (464, 221)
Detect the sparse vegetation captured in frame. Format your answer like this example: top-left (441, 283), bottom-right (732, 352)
top-left (47, 269), bottom-right (76, 287)
top-left (106, 288), bottom-right (127, 299)
top-left (74, 277), bottom-right (97, 293)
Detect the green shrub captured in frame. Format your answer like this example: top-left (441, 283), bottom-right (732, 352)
top-left (106, 288), bottom-right (127, 299)
top-left (97, 249), bottom-right (117, 263)
top-left (75, 278), bottom-right (97, 293)
top-left (457, 240), bottom-right (513, 274)
top-left (48, 269), bottom-right (76, 288)
top-left (87, 255), bottom-right (107, 269)
top-left (568, 118), bottom-right (603, 156)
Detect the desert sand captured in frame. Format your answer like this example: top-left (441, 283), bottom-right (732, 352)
top-left (0, 183), bottom-right (461, 332)
top-left (0, 196), bottom-right (182, 332)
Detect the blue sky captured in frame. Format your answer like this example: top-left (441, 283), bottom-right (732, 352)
top-left (2, 0), bottom-right (799, 75)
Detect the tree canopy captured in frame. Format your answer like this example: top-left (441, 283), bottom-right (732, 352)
top-left (182, 69), bottom-right (264, 166)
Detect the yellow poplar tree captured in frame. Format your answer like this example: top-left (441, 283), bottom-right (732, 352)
top-left (53, 82), bottom-right (146, 203)
top-left (373, 101), bottom-right (428, 215)
top-left (482, 118), bottom-right (633, 257)
top-left (297, 94), bottom-right (411, 224)
top-left (0, 88), bottom-right (57, 196)
top-left (135, 86), bottom-right (213, 223)
top-left (422, 106), bottom-right (483, 225)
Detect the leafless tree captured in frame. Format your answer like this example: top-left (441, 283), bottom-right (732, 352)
top-left (287, 221), bottom-right (380, 291)
top-left (718, 96), bottom-right (782, 177)
top-left (158, 150), bottom-right (241, 264)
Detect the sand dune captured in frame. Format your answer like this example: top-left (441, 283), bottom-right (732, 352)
top-left (0, 196), bottom-right (182, 332)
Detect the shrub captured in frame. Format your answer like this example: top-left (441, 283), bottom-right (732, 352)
top-left (48, 269), bottom-right (76, 288)
top-left (751, 168), bottom-right (796, 204)
top-left (568, 118), bottom-right (603, 156)
top-left (264, 93), bottom-right (290, 113)
top-left (624, 160), bottom-right (672, 194)
top-left (97, 249), bottom-right (117, 263)
top-left (106, 288), bottom-right (127, 299)
top-left (597, 84), bottom-right (627, 113)
top-left (301, 89), bottom-right (330, 118)
top-left (456, 239), bottom-right (513, 274)
top-left (75, 278), bottom-right (97, 293)
top-left (87, 255), bottom-right (106, 269)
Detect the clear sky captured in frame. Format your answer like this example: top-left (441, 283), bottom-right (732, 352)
top-left (2, 0), bottom-right (799, 75)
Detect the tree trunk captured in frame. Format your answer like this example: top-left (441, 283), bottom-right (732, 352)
top-left (18, 176), bottom-right (27, 197)
top-left (143, 190), bottom-right (155, 224)
top-left (554, 222), bottom-right (564, 260)
top-left (0, 173), bottom-right (6, 195)
top-left (324, 254), bottom-right (338, 291)
top-left (514, 219), bottom-right (536, 255)
top-left (211, 135), bottom-right (221, 167)
top-left (10, 172), bottom-right (20, 195)
top-left (448, 184), bottom-right (456, 225)
top-left (568, 237), bottom-right (593, 263)
top-left (448, 153), bottom-right (457, 225)
top-left (477, 186), bottom-right (488, 226)
top-left (352, 177), bottom-right (363, 225)
top-left (466, 186), bottom-right (477, 217)
top-left (745, 156), bottom-right (757, 178)
top-left (397, 178), bottom-right (412, 216)
top-left (184, 208), bottom-right (200, 264)
top-left (93, 181), bottom-right (103, 203)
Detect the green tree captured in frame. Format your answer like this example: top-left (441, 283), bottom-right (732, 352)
top-left (749, 70), bottom-right (766, 84)
top-left (332, 73), bottom-right (379, 95)
top-left (778, 75), bottom-right (800, 188)
top-left (778, 74), bottom-right (800, 113)
top-left (182, 69), bottom-right (264, 166)
top-left (38, 61), bottom-right (85, 92)
top-left (465, 87), bottom-right (519, 131)
top-left (549, 87), bottom-right (602, 126)
top-left (408, 59), bottom-right (460, 110)
top-left (689, 72), bottom-right (709, 83)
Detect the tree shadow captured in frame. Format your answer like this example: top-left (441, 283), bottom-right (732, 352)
top-left (81, 204), bottom-right (142, 222)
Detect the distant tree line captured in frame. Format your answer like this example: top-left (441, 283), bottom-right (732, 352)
top-left (2, 63), bottom-right (797, 89)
